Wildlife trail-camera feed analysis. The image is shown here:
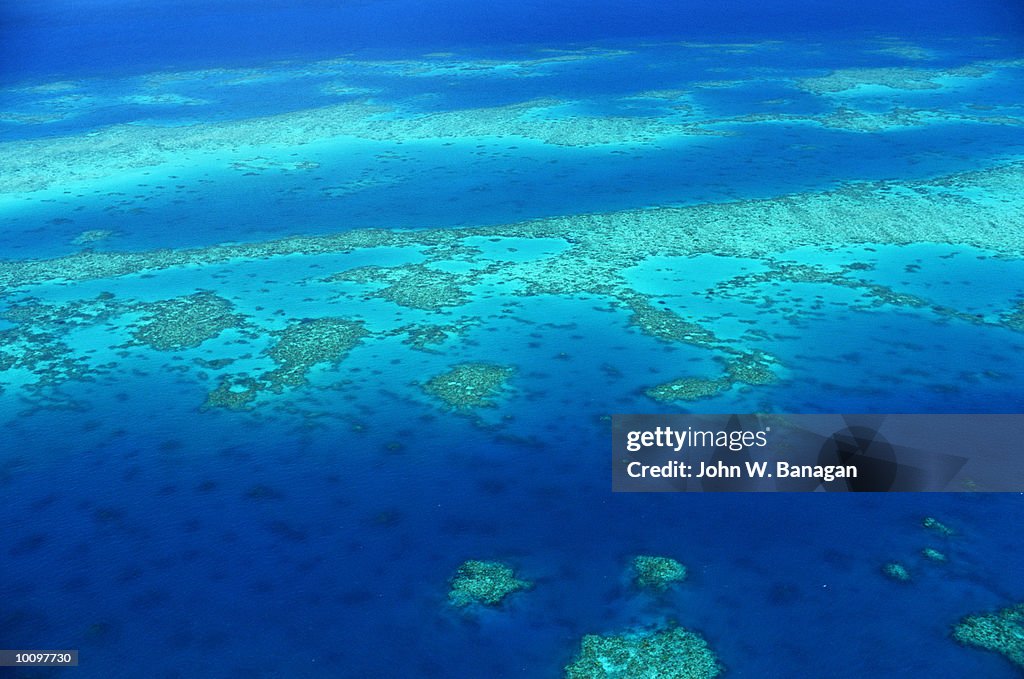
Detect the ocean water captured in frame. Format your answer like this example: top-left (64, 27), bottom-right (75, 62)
top-left (2, 1), bottom-right (1024, 677)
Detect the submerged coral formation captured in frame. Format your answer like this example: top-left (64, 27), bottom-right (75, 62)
top-left (564, 626), bottom-right (722, 679)
top-left (1, 154), bottom-right (1022, 412)
top-left (645, 352), bottom-right (778, 403)
top-left (0, 293), bottom-right (132, 392)
top-left (623, 295), bottom-right (719, 347)
top-left (392, 321), bottom-right (476, 351)
top-left (0, 95), bottom-right (717, 194)
top-left (882, 562), bottom-right (911, 582)
top-left (632, 555), bottom-right (688, 591)
top-left (328, 263), bottom-right (474, 310)
top-left (132, 292), bottom-right (245, 351)
top-left (1003, 303), bottom-right (1024, 333)
top-left (646, 377), bottom-right (731, 402)
top-left (202, 376), bottom-right (262, 411)
top-left (71, 229), bottom-right (117, 245)
top-left (423, 363), bottom-right (515, 409)
top-left (0, 45), bottom-right (1022, 418)
top-left (953, 603), bottom-right (1024, 671)
top-left (795, 64), bottom-right (989, 94)
top-left (264, 317), bottom-right (369, 390)
top-left (3, 162), bottom-right (1024, 294)
top-left (448, 560), bottom-right (531, 607)
top-left (922, 517), bottom-right (955, 537)
top-left (725, 352), bottom-right (778, 386)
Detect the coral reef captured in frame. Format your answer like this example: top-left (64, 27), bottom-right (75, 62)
top-left (645, 377), bottom-right (731, 402)
top-left (0, 147), bottom-right (1019, 414)
top-left (1002, 303), bottom-right (1024, 333)
top-left (643, 351), bottom-right (778, 404)
top-left (725, 351), bottom-right (778, 386)
top-left (132, 292), bottom-right (245, 351)
top-left (882, 562), bottom-right (911, 582)
top-left (952, 603), bottom-right (1024, 671)
top-left (423, 363), bottom-right (515, 409)
top-left (329, 263), bottom-right (474, 310)
top-left (796, 64), bottom-right (989, 94)
top-left (264, 318), bottom-right (369, 391)
top-left (448, 560), bottom-right (531, 607)
top-left (0, 93), bottom-right (718, 194)
top-left (3, 162), bottom-right (1024, 296)
top-left (0, 294), bottom-right (129, 391)
top-left (71, 229), bottom-right (117, 245)
top-left (391, 321), bottom-right (477, 351)
top-left (202, 376), bottom-right (262, 411)
top-left (632, 555), bottom-right (688, 591)
top-left (623, 296), bottom-right (718, 347)
top-left (1, 66), bottom-right (1022, 415)
top-left (564, 626), bottom-right (722, 679)
top-left (869, 40), bottom-right (937, 61)
top-left (922, 517), bottom-right (955, 537)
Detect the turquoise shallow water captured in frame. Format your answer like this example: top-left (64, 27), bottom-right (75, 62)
top-left (2, 8), bottom-right (1024, 679)
top-left (3, 42), bottom-right (1024, 260)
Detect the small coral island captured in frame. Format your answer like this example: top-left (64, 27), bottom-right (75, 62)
top-left (447, 560), bottom-right (531, 607)
top-left (632, 555), bottom-right (688, 591)
top-left (565, 626), bottom-right (723, 679)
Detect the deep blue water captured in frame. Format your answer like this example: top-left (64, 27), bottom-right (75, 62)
top-left (4, 0), bottom-right (1024, 78)
top-left (2, 2), bottom-right (1024, 678)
